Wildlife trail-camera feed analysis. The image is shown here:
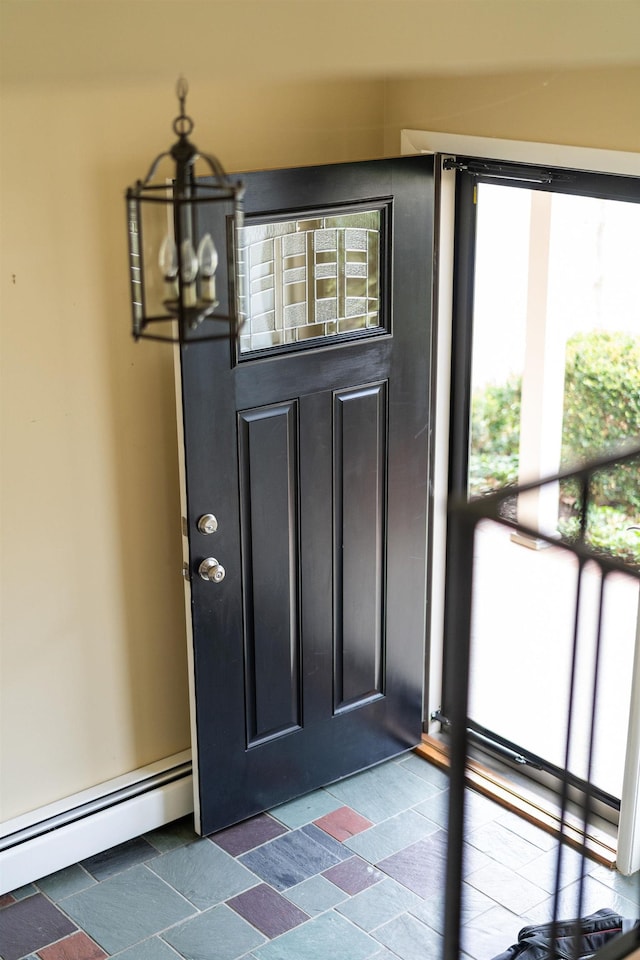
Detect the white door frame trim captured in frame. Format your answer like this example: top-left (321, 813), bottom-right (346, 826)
top-left (403, 130), bottom-right (640, 875)
top-left (401, 130), bottom-right (640, 177)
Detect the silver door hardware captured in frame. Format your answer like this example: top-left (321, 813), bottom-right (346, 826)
top-left (197, 514), bottom-right (218, 535)
top-left (198, 557), bottom-right (225, 583)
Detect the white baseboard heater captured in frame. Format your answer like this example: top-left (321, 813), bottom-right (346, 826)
top-left (0, 751), bottom-right (193, 894)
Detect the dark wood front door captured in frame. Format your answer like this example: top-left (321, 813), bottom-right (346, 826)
top-left (179, 157), bottom-right (435, 835)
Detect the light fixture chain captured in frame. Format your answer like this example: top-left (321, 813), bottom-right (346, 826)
top-left (173, 76), bottom-right (194, 138)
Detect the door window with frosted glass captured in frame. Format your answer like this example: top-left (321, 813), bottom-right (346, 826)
top-left (236, 207), bottom-right (387, 355)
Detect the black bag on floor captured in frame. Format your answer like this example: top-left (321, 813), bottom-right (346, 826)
top-left (490, 908), bottom-right (639, 960)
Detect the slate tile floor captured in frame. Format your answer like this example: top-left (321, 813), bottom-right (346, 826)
top-left (2, 754), bottom-right (639, 960)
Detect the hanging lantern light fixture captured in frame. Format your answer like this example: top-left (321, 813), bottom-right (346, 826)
top-left (126, 78), bottom-right (245, 343)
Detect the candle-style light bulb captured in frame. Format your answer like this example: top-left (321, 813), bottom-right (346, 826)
top-left (159, 235), bottom-right (178, 301)
top-left (197, 234), bottom-right (219, 303)
top-left (180, 238), bottom-right (198, 307)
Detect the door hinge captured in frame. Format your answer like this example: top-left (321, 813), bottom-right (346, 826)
top-left (181, 562), bottom-right (191, 581)
top-left (431, 709), bottom-right (451, 727)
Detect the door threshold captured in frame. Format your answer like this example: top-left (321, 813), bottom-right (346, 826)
top-left (416, 735), bottom-right (617, 869)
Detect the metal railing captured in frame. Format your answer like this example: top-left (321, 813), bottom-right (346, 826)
top-left (442, 444), bottom-right (640, 960)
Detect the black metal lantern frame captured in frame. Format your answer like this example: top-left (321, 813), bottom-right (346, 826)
top-left (126, 79), bottom-right (245, 344)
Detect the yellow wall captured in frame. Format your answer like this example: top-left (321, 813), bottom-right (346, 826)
top-left (1, 0), bottom-right (639, 823)
top-left (0, 76), bottom-right (384, 821)
top-left (384, 66), bottom-right (640, 154)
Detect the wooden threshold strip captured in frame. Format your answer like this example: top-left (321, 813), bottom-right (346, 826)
top-left (415, 735), bottom-right (617, 870)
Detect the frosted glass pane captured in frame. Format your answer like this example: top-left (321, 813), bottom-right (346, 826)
top-left (346, 263), bottom-right (367, 278)
top-left (315, 230), bottom-right (337, 251)
top-left (282, 233), bottom-right (306, 255)
top-left (317, 299), bottom-right (338, 321)
top-left (284, 267), bottom-right (306, 284)
top-left (316, 263), bottom-right (337, 279)
top-left (251, 312), bottom-right (275, 334)
top-left (345, 229), bottom-right (368, 251)
top-left (238, 208), bottom-right (383, 354)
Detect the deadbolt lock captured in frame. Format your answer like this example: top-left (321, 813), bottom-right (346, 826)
top-left (197, 514), bottom-right (218, 535)
top-left (198, 557), bottom-right (225, 583)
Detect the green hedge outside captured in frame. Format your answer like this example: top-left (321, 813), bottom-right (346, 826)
top-left (469, 330), bottom-right (640, 564)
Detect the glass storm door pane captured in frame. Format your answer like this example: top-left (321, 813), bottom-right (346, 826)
top-left (237, 208), bottom-right (383, 355)
top-left (466, 182), bottom-right (640, 801)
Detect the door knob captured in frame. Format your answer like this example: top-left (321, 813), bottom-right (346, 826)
top-left (198, 557), bottom-right (225, 583)
top-left (197, 514), bottom-right (218, 535)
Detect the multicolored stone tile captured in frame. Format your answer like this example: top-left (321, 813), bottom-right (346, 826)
top-left (269, 790), bottom-right (343, 830)
top-left (212, 813), bottom-right (289, 857)
top-left (313, 806), bottom-right (373, 842)
top-left (282, 875), bottom-right (348, 915)
top-left (376, 832), bottom-right (449, 898)
top-left (0, 894), bottom-right (76, 960)
top-left (144, 815), bottom-right (200, 853)
top-left (37, 864), bottom-right (96, 901)
top-left (62, 865), bottom-right (196, 954)
top-left (324, 762), bottom-right (434, 823)
top-left (322, 856), bottom-right (384, 895)
top-left (239, 826), bottom-right (346, 891)
top-left (162, 903), bottom-right (266, 960)
top-left (373, 911), bottom-right (444, 960)
top-left (149, 839), bottom-right (259, 909)
top-left (251, 910), bottom-right (376, 960)
top-left (36, 931), bottom-right (107, 960)
top-left (344, 808), bottom-right (439, 863)
top-left (81, 837), bottom-right (158, 881)
top-left (1, 757), bottom-right (585, 960)
top-left (226, 883), bottom-right (309, 938)
top-left (336, 877), bottom-right (422, 931)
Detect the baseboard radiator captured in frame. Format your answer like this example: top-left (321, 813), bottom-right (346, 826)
top-left (0, 751), bottom-right (193, 894)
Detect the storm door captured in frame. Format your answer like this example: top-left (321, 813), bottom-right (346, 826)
top-left (442, 161), bottom-right (640, 809)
